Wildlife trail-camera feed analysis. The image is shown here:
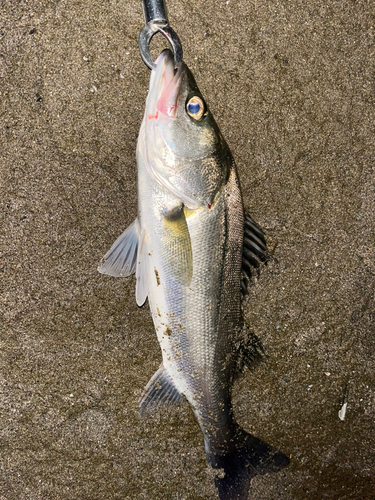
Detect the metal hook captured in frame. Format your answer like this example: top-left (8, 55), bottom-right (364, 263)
top-left (138, 0), bottom-right (183, 70)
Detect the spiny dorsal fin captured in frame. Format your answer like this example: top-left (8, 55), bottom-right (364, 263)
top-left (139, 364), bottom-right (183, 414)
top-left (241, 212), bottom-right (270, 294)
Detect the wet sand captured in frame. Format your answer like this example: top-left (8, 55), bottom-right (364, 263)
top-left (1, 1), bottom-right (374, 498)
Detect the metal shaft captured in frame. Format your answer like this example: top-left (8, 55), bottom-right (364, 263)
top-left (139, 0), bottom-right (183, 70)
top-left (142, 0), bottom-right (169, 26)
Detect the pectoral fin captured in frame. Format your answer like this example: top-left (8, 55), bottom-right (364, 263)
top-left (136, 229), bottom-right (149, 307)
top-left (98, 219), bottom-right (140, 277)
top-left (161, 205), bottom-right (193, 286)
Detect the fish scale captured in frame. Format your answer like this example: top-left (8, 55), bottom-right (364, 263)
top-left (98, 49), bottom-right (289, 500)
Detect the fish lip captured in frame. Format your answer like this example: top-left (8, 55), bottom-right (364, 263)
top-left (141, 50), bottom-right (210, 210)
top-left (149, 49), bottom-right (184, 119)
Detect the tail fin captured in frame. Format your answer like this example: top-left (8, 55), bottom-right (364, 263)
top-left (208, 427), bottom-right (289, 500)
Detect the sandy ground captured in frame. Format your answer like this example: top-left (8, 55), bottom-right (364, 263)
top-left (1, 0), bottom-right (374, 498)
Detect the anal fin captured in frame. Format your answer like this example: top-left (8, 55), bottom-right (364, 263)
top-left (139, 364), bottom-right (183, 415)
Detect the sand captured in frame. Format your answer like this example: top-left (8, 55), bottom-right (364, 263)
top-left (1, 0), bottom-right (374, 498)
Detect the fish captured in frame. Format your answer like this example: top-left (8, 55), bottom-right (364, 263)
top-left (98, 49), bottom-right (289, 500)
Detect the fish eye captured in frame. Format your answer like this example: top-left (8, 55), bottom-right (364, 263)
top-left (186, 96), bottom-right (206, 121)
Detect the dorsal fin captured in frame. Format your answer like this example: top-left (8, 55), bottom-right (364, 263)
top-left (241, 212), bottom-right (270, 294)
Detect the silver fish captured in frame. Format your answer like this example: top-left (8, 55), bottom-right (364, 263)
top-left (99, 49), bottom-right (288, 499)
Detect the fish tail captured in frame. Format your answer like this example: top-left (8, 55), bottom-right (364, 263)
top-left (208, 426), bottom-right (289, 500)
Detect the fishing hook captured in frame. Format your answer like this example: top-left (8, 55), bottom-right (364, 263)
top-left (138, 0), bottom-right (183, 70)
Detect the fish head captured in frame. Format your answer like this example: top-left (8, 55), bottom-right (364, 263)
top-left (138, 49), bottom-right (232, 210)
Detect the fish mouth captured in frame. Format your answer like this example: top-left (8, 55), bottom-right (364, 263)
top-left (148, 49), bottom-right (183, 119)
top-left (141, 50), bottom-right (204, 210)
